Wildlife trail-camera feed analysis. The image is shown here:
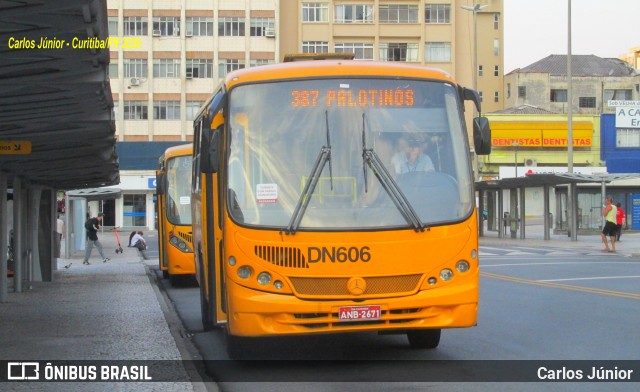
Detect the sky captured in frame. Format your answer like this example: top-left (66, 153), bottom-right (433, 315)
top-left (503, 0), bottom-right (640, 73)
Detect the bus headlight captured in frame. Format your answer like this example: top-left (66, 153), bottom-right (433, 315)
top-left (257, 272), bottom-right (272, 286)
top-left (439, 268), bottom-right (453, 281)
top-left (169, 235), bottom-right (192, 253)
top-left (237, 266), bottom-right (252, 279)
top-left (456, 260), bottom-right (470, 273)
top-left (228, 256), bottom-right (237, 266)
top-left (471, 249), bottom-right (477, 259)
top-left (427, 277), bottom-right (437, 285)
top-left (274, 280), bottom-right (284, 290)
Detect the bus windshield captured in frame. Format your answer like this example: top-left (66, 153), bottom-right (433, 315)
top-left (166, 154), bottom-right (192, 225)
top-left (226, 78), bottom-right (474, 230)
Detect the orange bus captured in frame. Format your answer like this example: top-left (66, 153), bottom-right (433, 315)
top-left (191, 60), bottom-right (491, 357)
top-left (156, 144), bottom-right (195, 285)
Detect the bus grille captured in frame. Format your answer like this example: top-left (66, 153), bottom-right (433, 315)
top-left (254, 246), bottom-right (309, 269)
top-left (179, 232), bottom-right (193, 244)
top-left (289, 274), bottom-right (422, 296)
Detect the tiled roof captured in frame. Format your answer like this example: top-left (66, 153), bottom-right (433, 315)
top-left (509, 55), bottom-right (637, 76)
top-left (490, 105), bottom-right (557, 115)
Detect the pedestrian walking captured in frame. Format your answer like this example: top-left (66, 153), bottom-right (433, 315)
top-left (601, 197), bottom-right (617, 253)
top-left (54, 214), bottom-right (65, 258)
top-left (615, 202), bottom-right (625, 242)
top-left (83, 212), bottom-right (110, 265)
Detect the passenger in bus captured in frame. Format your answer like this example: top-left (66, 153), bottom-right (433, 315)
top-left (391, 135), bottom-right (435, 174)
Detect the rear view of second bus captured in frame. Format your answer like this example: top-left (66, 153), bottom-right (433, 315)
top-left (157, 144), bottom-right (196, 286)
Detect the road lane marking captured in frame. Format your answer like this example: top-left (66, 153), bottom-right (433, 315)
top-left (482, 261), bottom-right (640, 267)
top-left (539, 275), bottom-right (640, 282)
top-left (480, 271), bottom-right (640, 300)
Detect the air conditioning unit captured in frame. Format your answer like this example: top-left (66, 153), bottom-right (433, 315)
top-left (185, 71), bottom-right (193, 79)
top-left (185, 31), bottom-right (193, 37)
top-left (130, 77), bottom-right (140, 86)
top-left (152, 29), bottom-right (161, 36)
top-left (524, 158), bottom-right (538, 167)
top-left (264, 28), bottom-right (276, 38)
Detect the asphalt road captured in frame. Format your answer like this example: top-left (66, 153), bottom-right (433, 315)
top-left (152, 243), bottom-right (640, 391)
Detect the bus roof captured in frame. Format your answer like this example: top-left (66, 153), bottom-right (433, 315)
top-left (283, 53), bottom-right (356, 62)
top-left (223, 60), bottom-right (457, 90)
top-left (159, 143), bottom-right (192, 164)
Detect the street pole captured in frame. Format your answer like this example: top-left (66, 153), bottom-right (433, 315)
top-left (512, 142), bottom-right (519, 177)
top-left (567, 0), bottom-right (577, 241)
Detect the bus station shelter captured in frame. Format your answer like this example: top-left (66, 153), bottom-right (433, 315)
top-left (0, 1), bottom-right (118, 302)
top-left (475, 173), bottom-right (637, 241)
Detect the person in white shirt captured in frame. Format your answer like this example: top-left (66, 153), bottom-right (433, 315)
top-left (391, 136), bottom-right (435, 175)
top-left (130, 231), bottom-right (149, 260)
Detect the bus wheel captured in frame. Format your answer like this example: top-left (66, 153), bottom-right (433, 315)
top-left (162, 270), bottom-right (169, 279)
top-left (407, 329), bottom-right (441, 349)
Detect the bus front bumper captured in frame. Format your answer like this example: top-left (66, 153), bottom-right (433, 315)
top-left (226, 277), bottom-right (478, 337)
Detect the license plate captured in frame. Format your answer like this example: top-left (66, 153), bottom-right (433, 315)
top-left (338, 305), bottom-right (381, 322)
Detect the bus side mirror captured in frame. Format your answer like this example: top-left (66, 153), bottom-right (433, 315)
top-left (200, 128), bottom-right (221, 174)
top-left (473, 117), bottom-right (491, 155)
top-left (156, 173), bottom-right (166, 194)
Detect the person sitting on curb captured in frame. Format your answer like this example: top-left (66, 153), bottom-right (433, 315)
top-left (130, 230), bottom-right (150, 260)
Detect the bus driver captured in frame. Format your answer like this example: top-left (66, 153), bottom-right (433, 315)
top-left (391, 135), bottom-right (435, 175)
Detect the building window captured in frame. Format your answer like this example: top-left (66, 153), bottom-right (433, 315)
top-left (518, 86), bottom-right (526, 98)
top-left (123, 101), bottom-right (148, 120)
top-left (186, 59), bottom-right (213, 78)
top-left (153, 101), bottom-right (180, 120)
top-left (123, 16), bottom-right (148, 36)
top-left (123, 194), bottom-right (146, 227)
top-left (494, 13), bottom-right (499, 30)
top-left (303, 41), bottom-right (329, 53)
top-left (153, 16), bottom-right (180, 36)
top-left (379, 4), bottom-right (418, 23)
top-left (112, 101), bottom-right (119, 120)
top-left (507, 83), bottom-right (511, 99)
top-left (494, 65), bottom-right (499, 76)
top-left (108, 16), bottom-right (118, 36)
top-left (616, 128), bottom-right (640, 147)
top-left (108, 62), bottom-right (118, 78)
top-left (493, 39), bottom-right (500, 56)
top-left (123, 59), bottom-right (148, 78)
top-left (478, 65), bottom-right (483, 77)
top-left (334, 42), bottom-right (374, 60)
top-left (218, 17), bottom-right (245, 36)
top-left (425, 42), bottom-right (451, 63)
top-left (604, 89), bottom-right (632, 101)
top-left (335, 4), bottom-right (373, 23)
top-left (425, 4), bottom-right (451, 24)
top-left (494, 91), bottom-right (499, 103)
top-left (379, 43), bottom-right (418, 62)
top-left (218, 59), bottom-right (245, 78)
top-left (186, 101), bottom-right (203, 121)
top-left (579, 97), bottom-right (596, 108)
top-left (153, 59), bottom-right (180, 78)
top-left (250, 17), bottom-right (275, 37)
top-left (479, 91), bottom-right (483, 102)
top-left (302, 2), bottom-right (328, 22)
top-left (186, 17), bottom-right (213, 36)
top-left (250, 59), bottom-right (274, 67)
top-left (550, 89), bottom-right (568, 102)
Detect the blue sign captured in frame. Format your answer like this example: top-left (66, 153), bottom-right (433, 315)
top-left (148, 178), bottom-right (156, 188)
top-left (632, 194), bottom-right (640, 230)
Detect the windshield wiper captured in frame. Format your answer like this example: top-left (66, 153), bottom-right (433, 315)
top-left (285, 111), bottom-right (333, 235)
top-left (361, 114), bottom-right (424, 232)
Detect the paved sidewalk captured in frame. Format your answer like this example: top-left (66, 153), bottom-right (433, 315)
top-left (480, 220), bottom-right (640, 258)
top-left (0, 231), bottom-right (209, 391)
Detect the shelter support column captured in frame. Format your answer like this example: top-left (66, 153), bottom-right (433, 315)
top-left (0, 173), bottom-right (7, 303)
top-left (498, 190), bottom-right (504, 239)
top-left (478, 189), bottom-right (484, 237)
top-left (543, 184), bottom-right (550, 240)
top-left (13, 177), bottom-right (24, 292)
top-left (519, 186), bottom-right (526, 239)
